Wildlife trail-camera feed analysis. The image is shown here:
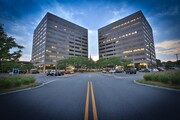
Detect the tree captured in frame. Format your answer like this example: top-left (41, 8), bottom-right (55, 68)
top-left (96, 58), bottom-right (108, 68)
top-left (57, 56), bottom-right (89, 71)
top-left (0, 25), bottom-right (24, 72)
top-left (96, 56), bottom-right (132, 69)
top-left (156, 59), bottom-right (162, 67)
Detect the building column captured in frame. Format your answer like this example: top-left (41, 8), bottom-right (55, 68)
top-left (43, 64), bottom-right (46, 73)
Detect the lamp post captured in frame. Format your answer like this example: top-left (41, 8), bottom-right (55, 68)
top-left (174, 53), bottom-right (179, 61)
top-left (132, 50), bottom-right (135, 68)
top-left (174, 53), bottom-right (179, 67)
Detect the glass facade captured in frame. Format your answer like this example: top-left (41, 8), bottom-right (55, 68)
top-left (98, 11), bottom-right (156, 68)
top-left (32, 12), bottom-right (88, 71)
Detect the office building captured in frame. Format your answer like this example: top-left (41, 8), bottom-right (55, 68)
top-left (31, 12), bottom-right (88, 71)
top-left (98, 11), bottom-right (156, 68)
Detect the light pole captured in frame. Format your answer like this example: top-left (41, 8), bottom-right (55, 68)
top-left (132, 50), bottom-right (135, 68)
top-left (174, 53), bottom-right (179, 67)
top-left (174, 53), bottom-right (179, 61)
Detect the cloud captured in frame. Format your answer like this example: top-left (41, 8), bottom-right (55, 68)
top-left (91, 55), bottom-right (99, 61)
top-left (19, 54), bottom-right (31, 61)
top-left (155, 40), bottom-right (180, 54)
top-left (108, 4), bottom-right (134, 23)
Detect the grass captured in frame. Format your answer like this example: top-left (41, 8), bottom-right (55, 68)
top-left (0, 75), bottom-right (41, 94)
top-left (136, 70), bottom-right (180, 89)
top-left (136, 79), bottom-right (180, 89)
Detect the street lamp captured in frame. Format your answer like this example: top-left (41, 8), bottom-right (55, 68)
top-left (174, 53), bottom-right (179, 61)
top-left (132, 50), bottom-right (135, 68)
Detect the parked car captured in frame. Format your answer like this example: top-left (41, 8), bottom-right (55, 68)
top-left (115, 70), bottom-right (123, 73)
top-left (54, 71), bottom-right (64, 76)
top-left (152, 68), bottom-right (159, 72)
top-left (157, 67), bottom-right (165, 71)
top-left (125, 68), bottom-right (137, 74)
top-left (47, 70), bottom-right (55, 76)
top-left (109, 69), bottom-right (116, 73)
top-left (102, 70), bottom-right (107, 73)
top-left (139, 68), bottom-right (150, 72)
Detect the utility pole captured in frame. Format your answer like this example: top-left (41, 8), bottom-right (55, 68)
top-left (174, 53), bottom-right (179, 67)
top-left (174, 53), bottom-right (179, 61)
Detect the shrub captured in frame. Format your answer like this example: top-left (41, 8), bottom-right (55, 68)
top-left (15, 80), bottom-right (23, 87)
top-left (150, 74), bottom-right (159, 81)
top-left (143, 70), bottom-right (180, 85)
top-left (170, 77), bottom-right (180, 85)
top-left (0, 75), bottom-right (36, 89)
top-left (158, 75), bottom-right (169, 83)
top-left (1, 79), bottom-right (13, 88)
top-left (143, 74), bottom-right (151, 81)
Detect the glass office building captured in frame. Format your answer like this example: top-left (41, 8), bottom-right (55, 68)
top-left (31, 12), bottom-right (88, 71)
top-left (98, 11), bottom-right (156, 68)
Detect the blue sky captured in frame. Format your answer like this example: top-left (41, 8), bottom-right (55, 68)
top-left (0, 0), bottom-right (180, 61)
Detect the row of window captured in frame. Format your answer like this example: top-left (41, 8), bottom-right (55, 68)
top-left (99, 31), bottom-right (138, 44)
top-left (111, 17), bottom-right (141, 30)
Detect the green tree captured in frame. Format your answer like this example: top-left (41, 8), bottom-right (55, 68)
top-left (156, 59), bottom-right (162, 67)
top-left (107, 56), bottom-right (122, 68)
top-left (96, 58), bottom-right (108, 68)
top-left (0, 25), bottom-right (24, 72)
top-left (121, 58), bottom-right (132, 68)
top-left (96, 56), bottom-right (132, 69)
top-left (57, 56), bottom-right (89, 71)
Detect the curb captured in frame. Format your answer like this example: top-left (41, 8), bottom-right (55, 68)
top-left (57, 73), bottom-right (78, 78)
top-left (134, 80), bottom-right (180, 92)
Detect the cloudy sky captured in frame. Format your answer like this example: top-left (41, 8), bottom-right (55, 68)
top-left (0, 0), bottom-right (180, 61)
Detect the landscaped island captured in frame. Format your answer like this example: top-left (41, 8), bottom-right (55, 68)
top-left (137, 70), bottom-right (180, 89)
top-left (0, 75), bottom-right (40, 93)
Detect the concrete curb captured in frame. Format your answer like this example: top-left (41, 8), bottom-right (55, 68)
top-left (0, 74), bottom-right (78, 96)
top-left (134, 80), bottom-right (180, 92)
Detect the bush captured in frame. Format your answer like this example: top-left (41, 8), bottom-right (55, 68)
top-left (143, 70), bottom-right (180, 85)
top-left (171, 77), bottom-right (180, 85)
top-left (0, 75), bottom-right (36, 89)
top-left (158, 75), bottom-right (169, 83)
top-left (143, 74), bottom-right (151, 81)
top-left (150, 74), bottom-right (159, 81)
top-left (15, 80), bottom-right (23, 87)
top-left (0, 79), bottom-right (13, 88)
top-left (22, 77), bottom-right (35, 85)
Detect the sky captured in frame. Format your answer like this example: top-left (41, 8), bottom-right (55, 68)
top-left (0, 0), bottom-right (180, 62)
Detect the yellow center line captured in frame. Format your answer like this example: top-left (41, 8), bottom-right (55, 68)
top-left (90, 81), bottom-right (98, 120)
top-left (84, 81), bottom-right (90, 120)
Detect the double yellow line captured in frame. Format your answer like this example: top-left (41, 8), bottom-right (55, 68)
top-left (84, 81), bottom-right (98, 120)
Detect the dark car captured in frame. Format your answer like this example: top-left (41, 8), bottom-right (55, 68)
top-left (115, 70), bottom-right (123, 73)
top-left (54, 71), bottom-right (64, 76)
top-left (125, 68), bottom-right (137, 74)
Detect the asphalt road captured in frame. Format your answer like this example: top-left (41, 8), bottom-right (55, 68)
top-left (0, 72), bottom-right (180, 120)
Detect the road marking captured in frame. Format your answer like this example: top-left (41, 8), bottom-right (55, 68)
top-left (90, 81), bottom-right (98, 120)
top-left (84, 81), bottom-right (90, 120)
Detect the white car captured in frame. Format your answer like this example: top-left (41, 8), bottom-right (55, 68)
top-left (109, 70), bottom-right (116, 73)
top-left (102, 70), bottom-right (107, 73)
top-left (152, 68), bottom-right (159, 72)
